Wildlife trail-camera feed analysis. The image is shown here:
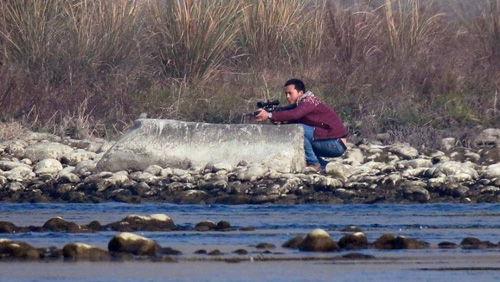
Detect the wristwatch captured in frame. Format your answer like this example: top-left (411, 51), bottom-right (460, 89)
top-left (268, 112), bottom-right (272, 119)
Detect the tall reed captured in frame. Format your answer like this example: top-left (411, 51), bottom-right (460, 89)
top-left (147, 0), bottom-right (242, 81)
top-left (381, 0), bottom-right (444, 60)
top-left (238, 0), bottom-right (323, 68)
top-left (0, 0), bottom-right (63, 70)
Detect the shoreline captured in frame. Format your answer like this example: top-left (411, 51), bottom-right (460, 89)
top-left (0, 127), bottom-right (499, 205)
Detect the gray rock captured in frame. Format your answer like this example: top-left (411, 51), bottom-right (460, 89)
top-left (108, 232), bottom-right (159, 256)
top-left (389, 143), bottom-right (419, 159)
top-left (403, 186), bottom-right (430, 203)
top-left (61, 149), bottom-right (97, 166)
top-left (62, 243), bottom-right (110, 261)
top-left (441, 137), bottom-right (455, 151)
top-left (430, 161), bottom-right (479, 179)
top-left (96, 119), bottom-right (305, 173)
top-left (325, 163), bottom-right (352, 181)
top-left (484, 163), bottom-right (500, 179)
top-left (74, 160), bottom-right (96, 176)
top-left (298, 229), bottom-right (339, 252)
top-left (5, 166), bottom-right (35, 181)
top-left (34, 159), bottom-right (63, 177)
top-left (237, 165), bottom-right (267, 181)
top-left (144, 165), bottom-right (163, 176)
top-left (24, 142), bottom-right (73, 162)
top-left (475, 128), bottom-right (500, 146)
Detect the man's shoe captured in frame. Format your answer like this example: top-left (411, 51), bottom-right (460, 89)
top-left (304, 164), bottom-right (321, 173)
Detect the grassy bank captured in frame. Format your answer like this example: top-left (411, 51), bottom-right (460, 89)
top-left (0, 0), bottom-right (499, 148)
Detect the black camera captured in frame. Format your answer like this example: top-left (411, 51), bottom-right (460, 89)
top-left (245, 100), bottom-right (281, 117)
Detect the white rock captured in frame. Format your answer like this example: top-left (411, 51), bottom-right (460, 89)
top-left (24, 142), bottom-right (73, 162)
top-left (213, 162), bottom-right (233, 172)
top-left (441, 137), bottom-right (455, 151)
top-left (431, 161), bottom-right (478, 179)
top-left (34, 158), bottom-right (63, 176)
top-left (62, 149), bottom-right (97, 166)
top-left (325, 163), bottom-right (353, 181)
top-left (484, 163), bottom-right (500, 179)
top-left (144, 165), bottom-right (163, 176)
top-left (6, 166), bottom-right (35, 181)
top-left (389, 143), bottom-right (419, 159)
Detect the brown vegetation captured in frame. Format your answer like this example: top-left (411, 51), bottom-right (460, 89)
top-left (0, 0), bottom-right (499, 148)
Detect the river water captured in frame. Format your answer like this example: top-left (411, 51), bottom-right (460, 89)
top-left (1, 203), bottom-right (500, 281)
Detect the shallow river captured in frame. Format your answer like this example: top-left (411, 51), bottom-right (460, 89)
top-left (1, 203), bottom-right (500, 281)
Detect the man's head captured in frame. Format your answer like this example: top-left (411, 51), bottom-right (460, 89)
top-left (284, 78), bottom-right (306, 105)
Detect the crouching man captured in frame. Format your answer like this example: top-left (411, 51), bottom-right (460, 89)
top-left (255, 78), bottom-right (347, 171)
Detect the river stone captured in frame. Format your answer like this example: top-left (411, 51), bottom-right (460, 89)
top-left (484, 163), bottom-right (500, 179)
top-left (3, 182), bottom-right (25, 192)
top-left (195, 220), bottom-right (217, 231)
top-left (441, 137), bottom-right (455, 151)
top-left (430, 161), bottom-right (479, 179)
top-left (5, 167), bottom-right (35, 182)
top-left (0, 240), bottom-right (41, 260)
top-left (389, 143), bottom-right (419, 159)
top-left (0, 221), bottom-right (18, 233)
top-left (374, 234), bottom-right (396, 249)
top-left (325, 163), bottom-right (352, 181)
top-left (475, 128), bottom-right (500, 146)
top-left (0, 161), bottom-right (31, 171)
top-left (42, 217), bottom-right (83, 233)
top-left (394, 236), bottom-right (427, 249)
top-left (62, 243), bottom-right (110, 261)
top-left (34, 159), bottom-right (63, 177)
top-left (403, 186), bottom-right (430, 203)
top-left (61, 149), bottom-right (97, 166)
top-left (298, 229), bottom-right (339, 252)
top-left (338, 232), bottom-right (368, 249)
top-left (24, 142), bottom-right (73, 162)
top-left (108, 232), bottom-right (159, 256)
top-left (399, 159), bottom-right (433, 169)
top-left (236, 165), bottom-right (267, 181)
top-left (345, 148), bottom-right (364, 165)
top-left (106, 214), bottom-right (175, 232)
top-left (96, 119), bottom-right (305, 173)
top-left (74, 160), bottom-right (96, 176)
top-left (5, 141), bottom-right (26, 158)
top-left (213, 162), bottom-right (233, 172)
top-left (144, 165), bottom-right (163, 176)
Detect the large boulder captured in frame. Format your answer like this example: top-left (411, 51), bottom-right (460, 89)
top-left (108, 232), bottom-right (159, 256)
top-left (96, 119), bottom-right (305, 173)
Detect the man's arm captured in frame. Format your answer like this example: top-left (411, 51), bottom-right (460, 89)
top-left (270, 101), bottom-right (316, 122)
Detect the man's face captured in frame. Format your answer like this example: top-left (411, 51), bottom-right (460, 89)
top-left (284, 84), bottom-right (303, 105)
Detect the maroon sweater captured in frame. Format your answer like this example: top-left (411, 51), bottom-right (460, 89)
top-left (271, 93), bottom-right (347, 140)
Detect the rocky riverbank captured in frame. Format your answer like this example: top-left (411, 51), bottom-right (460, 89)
top-left (1, 213), bottom-right (498, 262)
top-left (0, 128), bottom-right (500, 204)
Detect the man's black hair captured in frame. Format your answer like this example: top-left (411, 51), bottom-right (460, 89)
top-left (284, 78), bottom-right (306, 93)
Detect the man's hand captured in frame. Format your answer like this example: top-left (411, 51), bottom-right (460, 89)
top-left (254, 109), bottom-right (269, 122)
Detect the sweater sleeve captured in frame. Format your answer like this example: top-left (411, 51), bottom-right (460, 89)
top-left (270, 101), bottom-right (316, 122)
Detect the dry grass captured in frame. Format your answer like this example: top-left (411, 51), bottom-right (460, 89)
top-left (0, 0), bottom-right (499, 147)
top-left (0, 121), bottom-right (26, 141)
top-left (147, 0), bottom-right (242, 81)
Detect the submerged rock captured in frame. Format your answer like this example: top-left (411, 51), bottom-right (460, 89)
top-left (108, 232), bottom-right (159, 256)
top-left (298, 229), bottom-right (339, 252)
